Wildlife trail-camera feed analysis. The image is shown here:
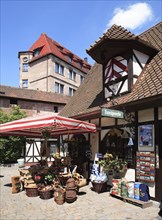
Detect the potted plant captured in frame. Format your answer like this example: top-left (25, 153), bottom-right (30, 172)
top-left (108, 159), bottom-right (127, 178)
top-left (98, 160), bottom-right (107, 172)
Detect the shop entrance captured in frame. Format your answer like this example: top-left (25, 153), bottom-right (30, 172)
top-left (156, 121), bottom-right (162, 201)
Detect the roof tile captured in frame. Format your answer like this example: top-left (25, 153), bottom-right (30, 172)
top-left (60, 22), bottom-right (162, 118)
top-left (0, 85), bottom-right (70, 104)
top-left (29, 33), bottom-right (91, 74)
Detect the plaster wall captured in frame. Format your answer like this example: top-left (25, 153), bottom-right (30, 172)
top-left (101, 117), bottom-right (115, 126)
top-left (138, 108), bottom-right (154, 122)
top-left (159, 107), bottom-right (162, 119)
top-left (133, 50), bottom-right (149, 84)
top-left (90, 132), bottom-right (99, 160)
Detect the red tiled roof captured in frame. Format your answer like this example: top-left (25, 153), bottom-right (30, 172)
top-left (0, 85), bottom-right (70, 104)
top-left (29, 33), bottom-right (91, 74)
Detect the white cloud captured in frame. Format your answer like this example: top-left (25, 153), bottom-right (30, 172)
top-left (107, 2), bottom-right (153, 30)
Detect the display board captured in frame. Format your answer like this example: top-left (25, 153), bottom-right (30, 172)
top-left (136, 151), bottom-right (155, 183)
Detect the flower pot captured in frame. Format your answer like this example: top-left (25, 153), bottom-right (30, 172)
top-left (92, 181), bottom-right (107, 193)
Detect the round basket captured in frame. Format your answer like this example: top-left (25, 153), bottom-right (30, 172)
top-left (54, 198), bottom-right (65, 205)
top-left (25, 187), bottom-right (38, 197)
top-left (38, 188), bottom-right (53, 200)
top-left (54, 188), bottom-right (65, 205)
top-left (66, 178), bottom-right (76, 188)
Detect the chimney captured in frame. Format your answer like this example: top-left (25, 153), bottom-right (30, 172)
top-left (84, 57), bottom-right (88, 63)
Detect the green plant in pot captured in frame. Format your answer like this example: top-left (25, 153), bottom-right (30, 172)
top-left (108, 159), bottom-right (127, 178)
top-left (98, 160), bottom-right (107, 168)
top-left (44, 174), bottom-right (56, 185)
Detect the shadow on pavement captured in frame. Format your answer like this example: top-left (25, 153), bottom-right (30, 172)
top-left (4, 183), bottom-right (12, 187)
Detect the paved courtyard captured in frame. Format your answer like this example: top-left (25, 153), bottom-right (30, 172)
top-left (0, 164), bottom-right (161, 220)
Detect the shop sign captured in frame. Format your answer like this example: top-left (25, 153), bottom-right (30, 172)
top-left (97, 153), bottom-right (103, 158)
top-left (101, 108), bottom-right (124, 119)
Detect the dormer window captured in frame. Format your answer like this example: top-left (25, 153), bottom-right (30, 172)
top-left (103, 50), bottom-right (150, 99)
top-left (104, 56), bottom-right (129, 99)
top-left (33, 48), bottom-right (41, 57)
top-left (34, 50), bottom-right (39, 57)
top-left (68, 56), bottom-right (73, 63)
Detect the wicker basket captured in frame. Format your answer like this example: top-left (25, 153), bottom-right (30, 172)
top-left (54, 188), bottom-right (65, 205)
top-left (92, 181), bottom-right (107, 193)
top-left (25, 187), bottom-right (38, 197)
top-left (38, 187), bottom-right (53, 200)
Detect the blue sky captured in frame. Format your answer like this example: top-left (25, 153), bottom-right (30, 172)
top-left (0, 0), bottom-right (161, 87)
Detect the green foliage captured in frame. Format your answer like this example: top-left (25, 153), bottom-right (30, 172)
top-left (0, 106), bottom-right (27, 164)
top-left (98, 159), bottom-right (107, 167)
top-left (108, 159), bottom-right (127, 172)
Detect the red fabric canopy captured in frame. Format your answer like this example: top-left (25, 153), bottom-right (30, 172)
top-left (0, 113), bottom-right (96, 137)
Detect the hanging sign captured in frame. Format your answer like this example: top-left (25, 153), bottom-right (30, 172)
top-left (101, 108), bottom-right (124, 119)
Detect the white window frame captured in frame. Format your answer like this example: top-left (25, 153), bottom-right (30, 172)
top-left (55, 82), bottom-right (64, 94)
top-left (22, 63), bottom-right (28, 72)
top-left (22, 79), bottom-right (28, 88)
top-left (69, 69), bottom-right (76, 81)
top-left (55, 62), bottom-right (64, 75)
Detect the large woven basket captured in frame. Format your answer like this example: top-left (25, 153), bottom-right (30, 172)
top-left (92, 181), bottom-right (107, 194)
top-left (38, 188), bottom-right (53, 200)
top-left (25, 187), bottom-right (38, 197)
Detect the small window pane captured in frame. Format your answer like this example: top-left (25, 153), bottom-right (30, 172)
top-left (60, 65), bottom-right (64, 75)
top-left (55, 82), bottom-right (59, 93)
top-left (55, 63), bottom-right (59, 73)
top-left (22, 79), bottom-right (28, 88)
top-left (73, 72), bottom-right (76, 81)
top-left (22, 63), bottom-right (28, 72)
top-left (60, 84), bottom-right (64, 94)
top-left (80, 75), bottom-right (84, 84)
top-left (69, 70), bottom-right (72, 79)
top-left (69, 88), bottom-right (72, 96)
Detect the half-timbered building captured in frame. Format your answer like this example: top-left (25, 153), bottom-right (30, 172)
top-left (60, 22), bottom-right (162, 201)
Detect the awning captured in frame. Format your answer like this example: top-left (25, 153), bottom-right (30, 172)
top-left (0, 113), bottom-right (96, 138)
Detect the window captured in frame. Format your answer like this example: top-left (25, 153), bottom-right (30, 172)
top-left (22, 63), bottom-right (28, 72)
top-left (55, 62), bottom-right (64, 75)
top-left (34, 49), bottom-right (40, 57)
top-left (55, 82), bottom-right (64, 94)
top-left (60, 84), bottom-right (64, 94)
top-left (69, 87), bottom-right (76, 96)
top-left (10, 98), bottom-right (17, 105)
top-left (68, 56), bottom-right (72, 63)
top-left (60, 65), bottom-right (64, 75)
top-left (69, 70), bottom-right (73, 80)
top-left (69, 70), bottom-right (76, 81)
top-left (80, 75), bottom-right (84, 84)
top-left (55, 82), bottom-right (59, 93)
top-left (55, 63), bottom-right (59, 73)
top-left (79, 62), bottom-right (83, 69)
top-left (73, 72), bottom-right (76, 81)
top-left (22, 79), bottom-right (28, 88)
top-left (54, 106), bottom-right (58, 113)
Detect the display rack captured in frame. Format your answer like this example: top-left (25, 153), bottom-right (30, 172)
top-left (136, 151), bottom-right (155, 183)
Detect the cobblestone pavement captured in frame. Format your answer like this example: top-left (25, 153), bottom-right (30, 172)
top-left (0, 165), bottom-right (161, 220)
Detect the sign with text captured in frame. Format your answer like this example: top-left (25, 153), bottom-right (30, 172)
top-left (101, 108), bottom-right (124, 119)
